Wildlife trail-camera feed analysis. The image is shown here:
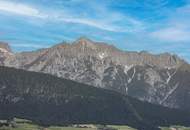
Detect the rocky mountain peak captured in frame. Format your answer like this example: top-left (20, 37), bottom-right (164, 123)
top-left (76, 37), bottom-right (92, 43)
top-left (0, 42), bottom-right (12, 53)
top-left (74, 37), bottom-right (97, 50)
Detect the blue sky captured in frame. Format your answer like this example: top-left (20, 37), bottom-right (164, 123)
top-left (0, 0), bottom-right (190, 62)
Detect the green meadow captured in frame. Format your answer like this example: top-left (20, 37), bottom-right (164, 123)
top-left (0, 118), bottom-right (190, 130)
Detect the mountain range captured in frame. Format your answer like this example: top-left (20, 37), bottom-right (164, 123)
top-left (0, 66), bottom-right (190, 130)
top-left (0, 38), bottom-right (190, 111)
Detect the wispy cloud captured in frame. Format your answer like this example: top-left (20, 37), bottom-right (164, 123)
top-left (0, 1), bottom-right (144, 33)
top-left (55, 17), bottom-right (120, 32)
top-left (150, 2), bottom-right (190, 43)
top-left (10, 43), bottom-right (51, 49)
top-left (150, 27), bottom-right (190, 42)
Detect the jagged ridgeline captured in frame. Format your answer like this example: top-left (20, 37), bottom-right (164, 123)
top-left (0, 66), bottom-right (190, 130)
top-left (1, 38), bottom-right (190, 111)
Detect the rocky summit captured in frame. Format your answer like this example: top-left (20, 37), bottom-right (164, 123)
top-left (1, 38), bottom-right (190, 110)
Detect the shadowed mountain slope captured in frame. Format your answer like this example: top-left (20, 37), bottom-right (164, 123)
top-left (0, 66), bottom-right (190, 130)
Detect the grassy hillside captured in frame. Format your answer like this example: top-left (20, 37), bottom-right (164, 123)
top-left (0, 118), bottom-right (190, 130)
top-left (0, 66), bottom-right (190, 130)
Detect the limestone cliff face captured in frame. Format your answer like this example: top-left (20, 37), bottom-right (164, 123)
top-left (1, 38), bottom-right (190, 110)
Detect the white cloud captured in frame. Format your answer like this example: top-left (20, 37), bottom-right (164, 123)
top-left (0, 1), bottom-right (46, 18)
top-left (151, 27), bottom-right (190, 42)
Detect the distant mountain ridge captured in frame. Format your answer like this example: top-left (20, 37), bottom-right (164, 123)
top-left (0, 66), bottom-right (190, 130)
top-left (1, 38), bottom-right (190, 110)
